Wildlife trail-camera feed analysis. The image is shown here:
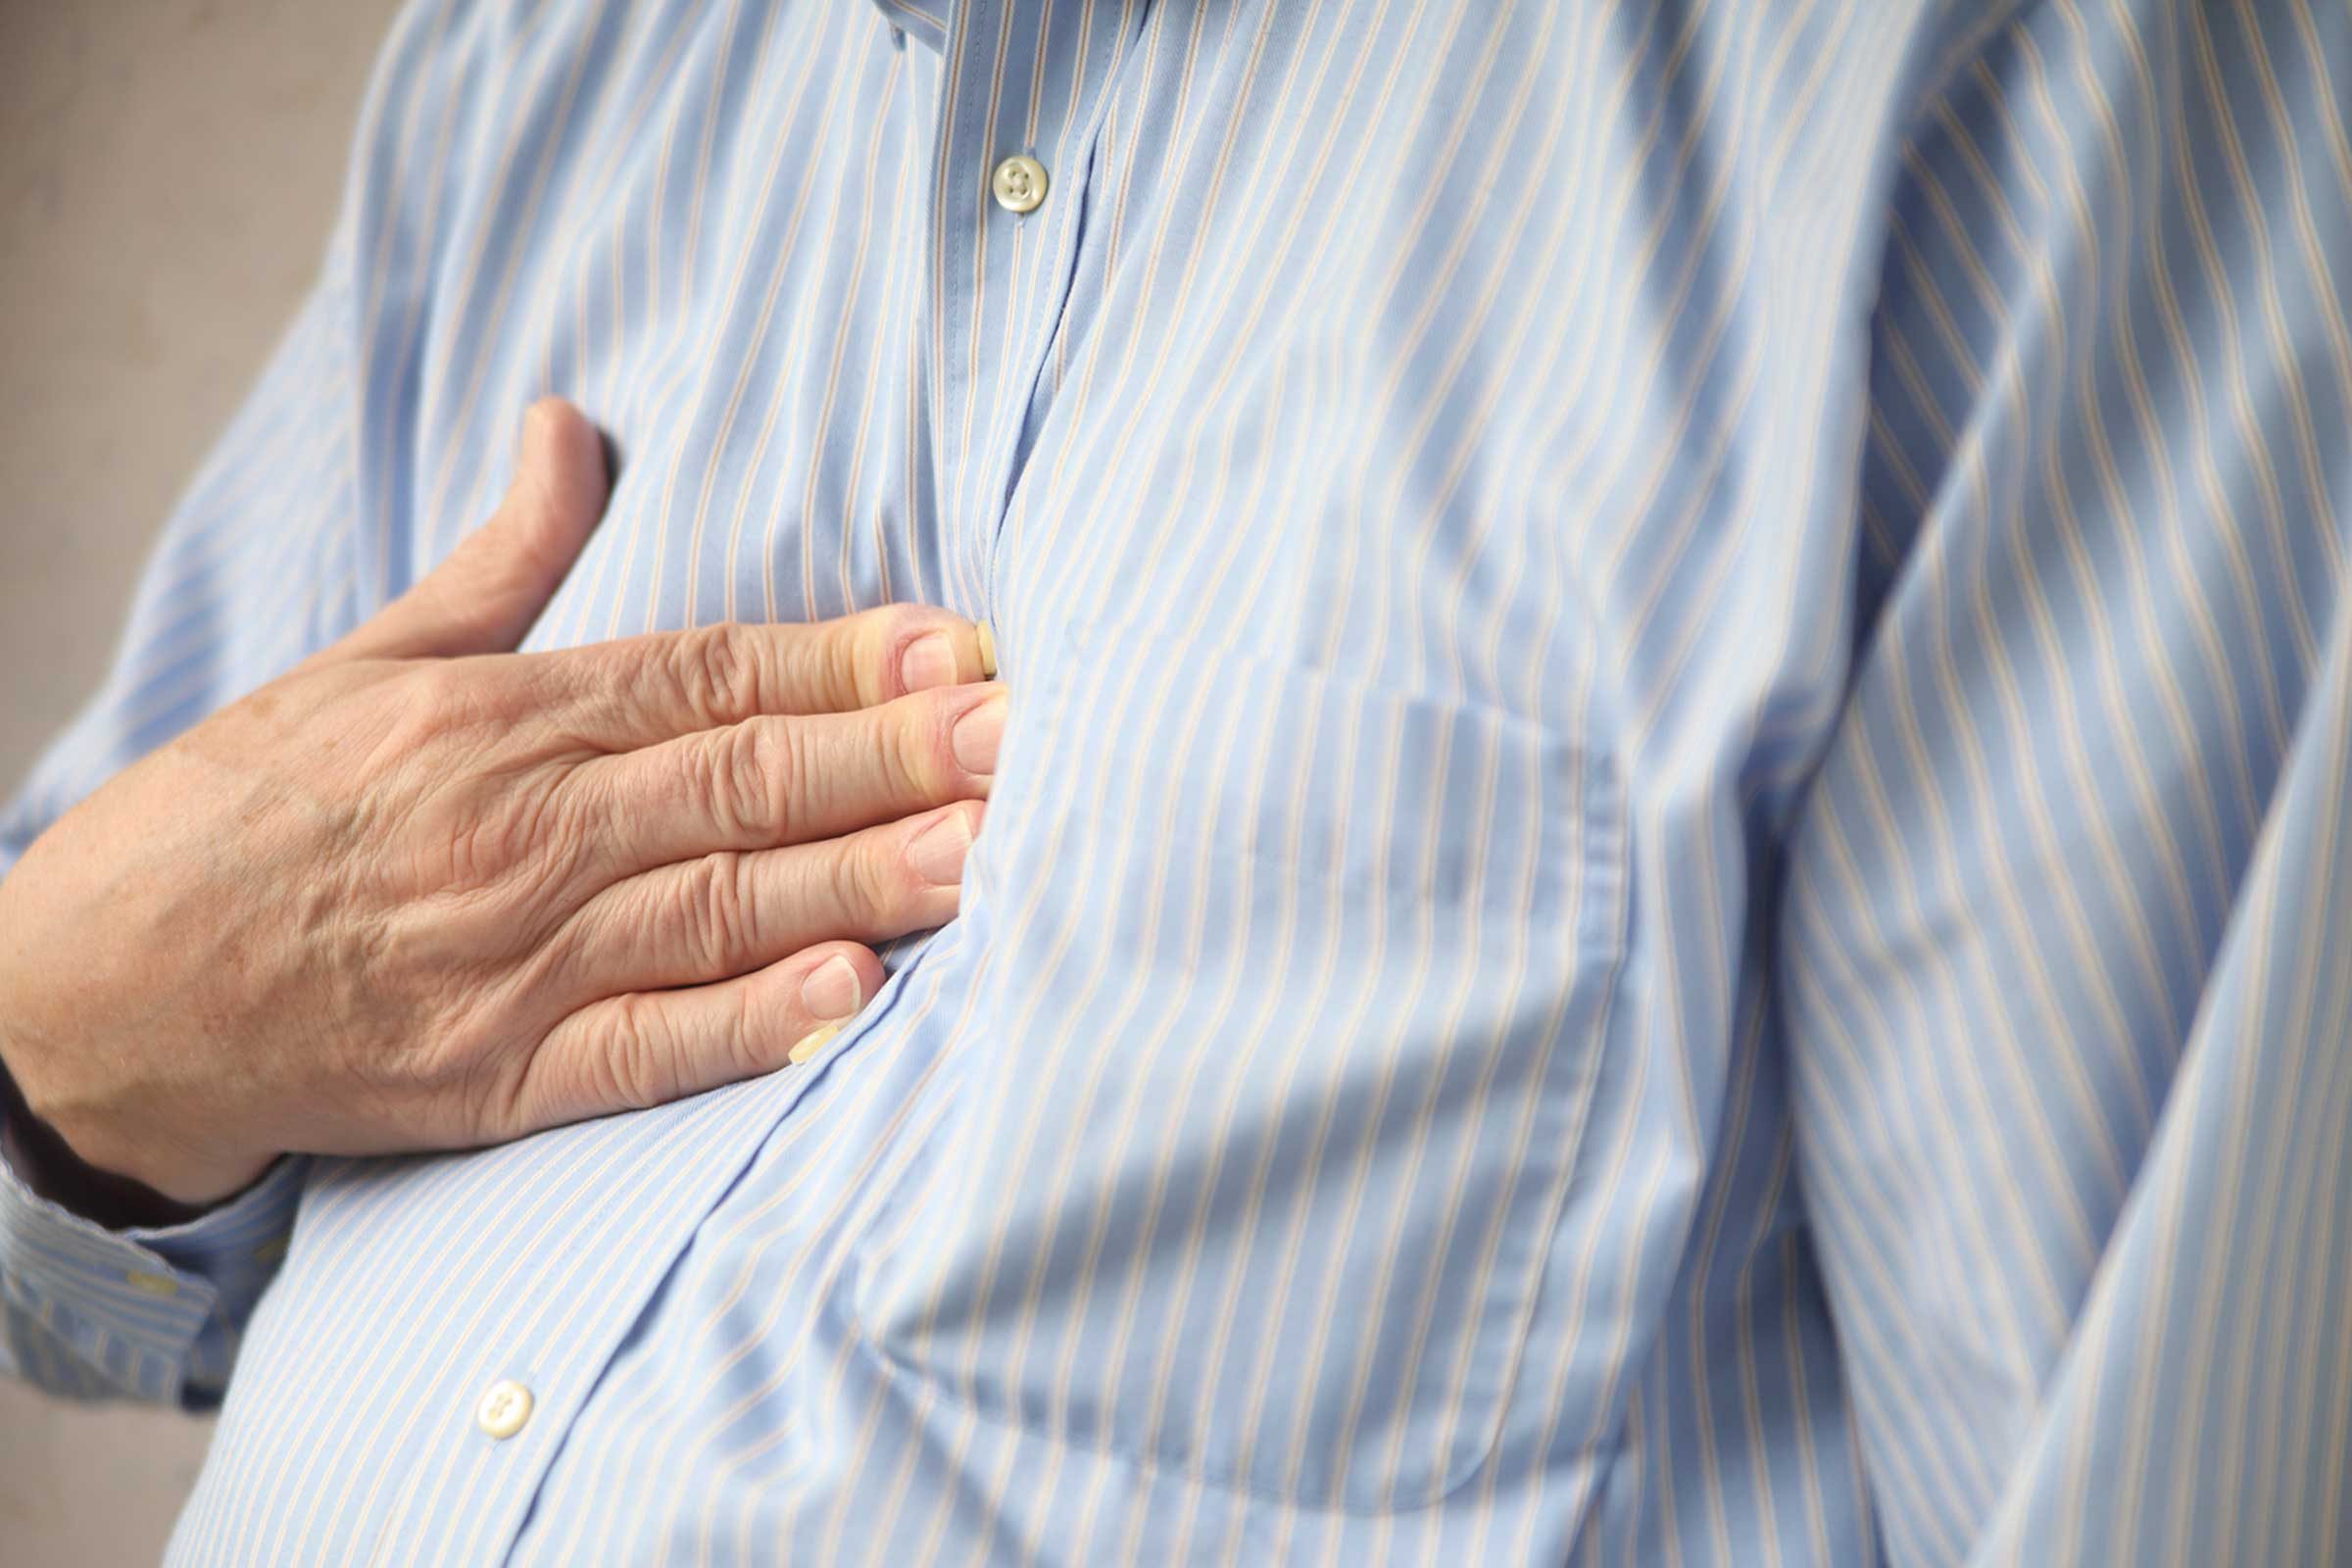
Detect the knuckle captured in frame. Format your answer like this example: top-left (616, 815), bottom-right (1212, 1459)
top-left (596, 994), bottom-right (674, 1111)
top-left (476, 783), bottom-right (561, 881)
top-left (407, 661), bottom-right (469, 712)
top-left (828, 835), bottom-right (905, 929)
top-left (522, 782), bottom-right (600, 886)
top-left (419, 774), bottom-right (569, 890)
top-left (377, 662), bottom-right (516, 772)
top-left (704, 720), bottom-right (790, 840)
top-left (442, 812), bottom-right (509, 887)
top-left (679, 851), bottom-right (757, 968)
top-left (724, 980), bottom-right (779, 1079)
top-left (882, 694), bottom-right (952, 798)
top-left (507, 902), bottom-right (589, 1006)
top-left (676, 622), bottom-right (758, 721)
top-left (394, 664), bottom-right (477, 740)
top-left (401, 1004), bottom-right (498, 1111)
top-left (462, 1039), bottom-right (531, 1139)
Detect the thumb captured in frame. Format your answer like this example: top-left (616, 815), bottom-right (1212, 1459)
top-left (327, 398), bottom-right (610, 663)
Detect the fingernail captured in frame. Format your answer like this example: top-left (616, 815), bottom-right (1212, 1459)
top-left (900, 632), bottom-right (957, 694)
top-left (906, 808), bottom-right (975, 885)
top-left (799, 955), bottom-right (864, 1021)
top-left (950, 689), bottom-right (1006, 775)
top-left (787, 1021), bottom-right (842, 1065)
top-left (975, 619), bottom-right (999, 679)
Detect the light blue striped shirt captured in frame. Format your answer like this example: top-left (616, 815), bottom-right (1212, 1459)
top-left (5, 1), bottom-right (2351, 1561)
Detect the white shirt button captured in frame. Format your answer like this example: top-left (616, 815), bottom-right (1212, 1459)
top-left (991, 154), bottom-right (1048, 214)
top-left (475, 1379), bottom-right (534, 1440)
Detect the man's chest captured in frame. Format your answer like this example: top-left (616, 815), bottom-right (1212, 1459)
top-left (183, 1), bottom-right (1917, 1556)
top-left (371, 0), bottom-right (1604, 728)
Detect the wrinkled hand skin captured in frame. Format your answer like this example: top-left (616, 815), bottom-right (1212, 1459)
top-left (0, 400), bottom-right (1003, 1209)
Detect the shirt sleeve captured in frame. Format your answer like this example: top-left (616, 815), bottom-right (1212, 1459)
top-left (1775, 5), bottom-right (2352, 1563)
top-left (0, 1129), bottom-right (308, 1409)
top-left (0, 111), bottom-right (372, 1415)
top-left (0, 0), bottom-right (524, 1413)
top-left (0, 267), bottom-right (368, 880)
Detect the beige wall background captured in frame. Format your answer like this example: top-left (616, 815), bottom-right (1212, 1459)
top-left (0, 1), bottom-right (405, 1561)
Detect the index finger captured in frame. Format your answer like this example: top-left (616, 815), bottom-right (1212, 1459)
top-left (523, 605), bottom-right (994, 752)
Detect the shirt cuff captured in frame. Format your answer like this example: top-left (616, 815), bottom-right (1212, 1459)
top-left (0, 1120), bottom-right (303, 1403)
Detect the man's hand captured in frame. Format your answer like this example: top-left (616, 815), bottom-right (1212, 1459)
top-left (0, 400), bottom-right (1002, 1208)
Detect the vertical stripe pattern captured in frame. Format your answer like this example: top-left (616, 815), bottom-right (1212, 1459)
top-left (2, 1), bottom-right (2348, 1563)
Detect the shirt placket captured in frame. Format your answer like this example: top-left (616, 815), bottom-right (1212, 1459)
top-left (906, 0), bottom-right (1144, 630)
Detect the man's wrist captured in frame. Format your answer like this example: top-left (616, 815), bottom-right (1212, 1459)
top-left (0, 1064), bottom-right (211, 1231)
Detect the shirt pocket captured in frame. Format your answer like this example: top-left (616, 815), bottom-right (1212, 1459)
top-left (849, 623), bottom-right (1626, 1510)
